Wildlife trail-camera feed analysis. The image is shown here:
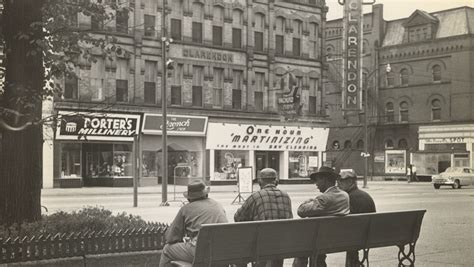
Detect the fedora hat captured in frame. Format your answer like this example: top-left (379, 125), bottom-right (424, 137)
top-left (183, 180), bottom-right (210, 200)
top-left (309, 166), bottom-right (339, 180)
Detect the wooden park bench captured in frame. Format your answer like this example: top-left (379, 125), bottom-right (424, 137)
top-left (171, 210), bottom-right (426, 267)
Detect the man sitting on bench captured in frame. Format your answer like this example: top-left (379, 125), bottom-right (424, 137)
top-left (234, 168), bottom-right (293, 266)
top-left (159, 180), bottom-right (228, 267)
top-left (293, 166), bottom-right (350, 267)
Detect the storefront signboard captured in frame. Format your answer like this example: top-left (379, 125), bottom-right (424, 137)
top-left (385, 150), bottom-right (406, 174)
top-left (206, 123), bottom-right (329, 151)
top-left (142, 114), bottom-right (208, 136)
top-left (424, 137), bottom-right (465, 143)
top-left (56, 111), bottom-right (141, 141)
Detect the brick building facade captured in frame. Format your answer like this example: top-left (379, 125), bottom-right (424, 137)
top-left (45, 0), bottom-right (330, 188)
top-left (324, 5), bottom-right (474, 178)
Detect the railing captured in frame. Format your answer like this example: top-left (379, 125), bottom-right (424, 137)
top-left (0, 224), bottom-right (168, 264)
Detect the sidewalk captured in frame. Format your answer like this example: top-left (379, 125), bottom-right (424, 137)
top-left (41, 181), bottom-right (428, 197)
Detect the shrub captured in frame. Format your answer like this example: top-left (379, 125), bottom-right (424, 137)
top-left (0, 206), bottom-right (156, 239)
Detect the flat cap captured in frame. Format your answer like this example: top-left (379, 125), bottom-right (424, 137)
top-left (339, 170), bottom-right (358, 180)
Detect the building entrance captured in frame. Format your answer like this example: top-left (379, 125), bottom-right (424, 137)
top-left (255, 151), bottom-right (280, 178)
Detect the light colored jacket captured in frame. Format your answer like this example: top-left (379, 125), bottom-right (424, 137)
top-left (297, 186), bottom-right (350, 218)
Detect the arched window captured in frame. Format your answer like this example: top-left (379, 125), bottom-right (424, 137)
top-left (326, 46), bottom-right (333, 59)
top-left (386, 71), bottom-right (394, 87)
top-left (432, 64), bottom-right (442, 82)
top-left (233, 9), bottom-right (243, 25)
top-left (344, 140), bottom-right (352, 149)
top-left (398, 138), bottom-right (408, 149)
top-left (385, 139), bottom-right (394, 149)
top-left (400, 68), bottom-right (409, 86)
top-left (431, 99), bottom-right (441, 121)
top-left (399, 101), bottom-right (409, 122)
top-left (356, 139), bottom-right (364, 150)
top-left (293, 19), bottom-right (303, 35)
top-left (385, 102), bottom-right (394, 122)
top-left (332, 140), bottom-right (340, 150)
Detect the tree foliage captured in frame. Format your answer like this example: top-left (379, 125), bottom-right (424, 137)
top-left (0, 0), bottom-right (130, 225)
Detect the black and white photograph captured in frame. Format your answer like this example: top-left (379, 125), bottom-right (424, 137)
top-left (0, 0), bottom-right (473, 266)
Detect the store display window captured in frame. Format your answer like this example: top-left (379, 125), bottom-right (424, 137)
top-left (289, 151), bottom-right (319, 178)
top-left (84, 143), bottom-right (133, 178)
top-left (214, 150), bottom-right (248, 180)
top-left (61, 143), bottom-right (81, 178)
top-left (142, 143), bottom-right (203, 179)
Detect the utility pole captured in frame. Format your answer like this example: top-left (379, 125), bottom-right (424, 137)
top-left (160, 0), bottom-right (168, 205)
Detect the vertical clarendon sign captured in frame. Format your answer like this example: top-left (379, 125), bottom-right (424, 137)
top-left (342, 0), bottom-right (363, 110)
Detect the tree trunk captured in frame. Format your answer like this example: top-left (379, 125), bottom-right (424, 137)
top-left (0, 0), bottom-right (45, 225)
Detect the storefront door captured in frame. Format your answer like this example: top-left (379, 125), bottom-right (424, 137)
top-left (255, 151), bottom-right (280, 178)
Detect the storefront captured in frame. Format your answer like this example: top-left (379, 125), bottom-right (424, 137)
top-left (415, 124), bottom-right (474, 177)
top-left (141, 114), bottom-right (208, 185)
top-left (54, 111), bottom-right (141, 187)
top-left (206, 123), bottom-right (329, 181)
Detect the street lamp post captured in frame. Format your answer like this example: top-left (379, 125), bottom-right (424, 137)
top-left (362, 63), bottom-right (391, 188)
top-left (160, 0), bottom-right (168, 206)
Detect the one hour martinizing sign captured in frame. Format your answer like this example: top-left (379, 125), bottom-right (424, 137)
top-left (56, 111), bottom-right (141, 141)
top-left (342, 0), bottom-right (363, 110)
top-left (206, 123), bottom-right (329, 151)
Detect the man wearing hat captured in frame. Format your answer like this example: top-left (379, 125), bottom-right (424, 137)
top-left (159, 180), bottom-right (228, 267)
top-left (293, 166), bottom-right (350, 267)
top-left (234, 168), bottom-right (292, 267)
top-left (337, 170), bottom-right (376, 267)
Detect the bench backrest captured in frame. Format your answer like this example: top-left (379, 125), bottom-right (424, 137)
top-left (192, 210), bottom-right (425, 266)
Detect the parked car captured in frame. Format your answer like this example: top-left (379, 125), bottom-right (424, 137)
top-left (432, 167), bottom-right (474, 189)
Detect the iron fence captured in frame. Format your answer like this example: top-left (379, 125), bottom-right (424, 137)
top-left (0, 224), bottom-right (167, 264)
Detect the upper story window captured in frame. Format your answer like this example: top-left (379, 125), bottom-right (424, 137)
top-left (309, 22), bottom-right (319, 59)
top-left (116, 59), bottom-right (129, 102)
top-left (116, 9), bottom-right (129, 34)
top-left (398, 139), bottom-right (408, 149)
top-left (326, 46), bottom-right (334, 60)
top-left (344, 140), bottom-right (352, 150)
top-left (171, 19), bottom-right (182, 41)
top-left (400, 68), bottom-right (409, 86)
top-left (399, 101), bottom-right (409, 122)
top-left (144, 60), bottom-right (157, 105)
top-left (309, 78), bottom-right (318, 114)
top-left (192, 2), bottom-right (204, 44)
top-left (386, 71), bottom-right (395, 87)
top-left (232, 9), bottom-right (243, 49)
top-left (292, 19), bottom-right (302, 57)
top-left (432, 64), bottom-right (442, 82)
top-left (254, 13), bottom-right (265, 52)
top-left (171, 0), bottom-right (183, 16)
top-left (385, 139), bottom-right (394, 149)
top-left (255, 72), bottom-right (265, 111)
top-left (192, 66), bottom-right (204, 107)
top-left (64, 73), bottom-right (78, 100)
top-left (431, 99), bottom-right (441, 121)
top-left (385, 102), bottom-right (394, 122)
top-left (90, 57), bottom-right (105, 101)
top-left (213, 68), bottom-right (224, 107)
top-left (212, 6), bottom-right (224, 46)
top-left (144, 15), bottom-right (155, 37)
top-left (275, 16), bottom-right (285, 55)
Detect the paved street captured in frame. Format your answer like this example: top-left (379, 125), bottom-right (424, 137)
top-left (42, 182), bottom-right (474, 266)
